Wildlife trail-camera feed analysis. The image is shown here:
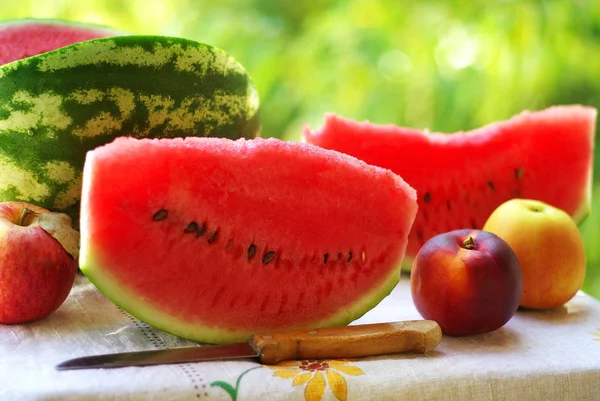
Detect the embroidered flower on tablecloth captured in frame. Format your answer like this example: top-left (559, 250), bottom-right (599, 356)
top-left (268, 359), bottom-right (364, 401)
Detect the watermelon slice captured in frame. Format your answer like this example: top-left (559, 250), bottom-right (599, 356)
top-left (80, 137), bottom-right (418, 343)
top-left (303, 105), bottom-right (596, 269)
top-left (0, 19), bottom-right (123, 65)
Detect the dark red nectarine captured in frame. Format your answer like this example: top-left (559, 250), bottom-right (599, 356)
top-left (410, 229), bottom-right (522, 336)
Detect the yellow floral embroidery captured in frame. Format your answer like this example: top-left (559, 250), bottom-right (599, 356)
top-left (592, 328), bottom-right (600, 341)
top-left (268, 360), bottom-right (364, 401)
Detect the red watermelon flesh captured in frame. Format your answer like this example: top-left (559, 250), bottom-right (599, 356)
top-left (303, 105), bottom-right (596, 267)
top-left (0, 19), bottom-right (122, 65)
top-left (79, 137), bottom-right (418, 343)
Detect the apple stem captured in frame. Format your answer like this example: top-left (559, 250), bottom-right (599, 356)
top-left (18, 208), bottom-right (33, 226)
top-left (463, 236), bottom-right (476, 250)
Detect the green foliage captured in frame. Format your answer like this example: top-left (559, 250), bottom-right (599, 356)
top-left (2, 0), bottom-right (600, 298)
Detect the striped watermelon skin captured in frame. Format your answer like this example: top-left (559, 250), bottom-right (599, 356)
top-left (0, 35), bottom-right (260, 222)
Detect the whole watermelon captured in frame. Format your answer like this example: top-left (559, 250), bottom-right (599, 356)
top-left (0, 35), bottom-right (260, 224)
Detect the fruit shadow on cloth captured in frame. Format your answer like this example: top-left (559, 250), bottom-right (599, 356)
top-left (515, 302), bottom-right (588, 325)
top-left (360, 349), bottom-right (445, 362)
top-left (438, 326), bottom-right (522, 356)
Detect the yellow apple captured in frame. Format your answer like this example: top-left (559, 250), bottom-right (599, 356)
top-left (483, 199), bottom-right (586, 310)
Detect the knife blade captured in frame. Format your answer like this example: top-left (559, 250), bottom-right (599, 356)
top-left (56, 320), bottom-right (442, 370)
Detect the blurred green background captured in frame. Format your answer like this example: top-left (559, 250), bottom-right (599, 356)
top-left (2, 0), bottom-right (599, 298)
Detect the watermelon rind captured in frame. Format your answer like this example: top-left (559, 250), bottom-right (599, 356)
top-left (0, 35), bottom-right (260, 221)
top-left (80, 244), bottom-right (401, 344)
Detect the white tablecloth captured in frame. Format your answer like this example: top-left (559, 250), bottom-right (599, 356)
top-left (2, 273), bottom-right (600, 401)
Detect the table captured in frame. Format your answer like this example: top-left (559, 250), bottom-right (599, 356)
top-left (2, 273), bottom-right (600, 400)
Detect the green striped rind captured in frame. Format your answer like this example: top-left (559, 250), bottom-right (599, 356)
top-left (80, 240), bottom-right (401, 344)
top-left (0, 35), bottom-right (260, 221)
top-left (81, 252), bottom-right (400, 343)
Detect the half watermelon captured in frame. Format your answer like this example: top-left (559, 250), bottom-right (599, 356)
top-left (80, 137), bottom-right (418, 343)
top-left (0, 18), bottom-right (123, 65)
top-left (303, 105), bottom-right (596, 268)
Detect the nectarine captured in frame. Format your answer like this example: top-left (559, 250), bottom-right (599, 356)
top-left (411, 229), bottom-right (522, 336)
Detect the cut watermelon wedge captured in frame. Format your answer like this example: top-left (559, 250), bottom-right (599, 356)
top-left (303, 105), bottom-right (596, 268)
top-left (0, 18), bottom-right (123, 65)
top-left (80, 137), bottom-right (418, 343)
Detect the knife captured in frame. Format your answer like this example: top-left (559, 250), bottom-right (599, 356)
top-left (56, 320), bottom-right (442, 370)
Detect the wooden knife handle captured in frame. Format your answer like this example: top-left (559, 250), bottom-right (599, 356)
top-left (248, 320), bottom-right (442, 365)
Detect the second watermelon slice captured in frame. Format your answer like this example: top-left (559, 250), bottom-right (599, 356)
top-left (303, 105), bottom-right (596, 268)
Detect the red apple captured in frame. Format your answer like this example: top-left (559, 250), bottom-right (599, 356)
top-left (0, 201), bottom-right (79, 324)
top-left (410, 229), bottom-right (523, 336)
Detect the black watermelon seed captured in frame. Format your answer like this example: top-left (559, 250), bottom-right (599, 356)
top-left (196, 223), bottom-right (207, 237)
top-left (152, 209), bottom-right (168, 221)
top-left (184, 221), bottom-right (198, 233)
top-left (470, 218), bottom-right (478, 229)
top-left (416, 231), bottom-right (424, 241)
top-left (446, 201), bottom-right (452, 211)
top-left (515, 168), bottom-right (525, 180)
top-left (487, 181), bottom-right (496, 192)
top-left (347, 252), bottom-right (353, 263)
top-left (262, 251), bottom-right (276, 265)
top-left (423, 192), bottom-right (431, 203)
top-left (248, 244), bottom-right (257, 260)
top-left (337, 252), bottom-right (342, 260)
top-left (323, 253), bottom-right (329, 264)
top-left (207, 230), bottom-right (219, 244)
